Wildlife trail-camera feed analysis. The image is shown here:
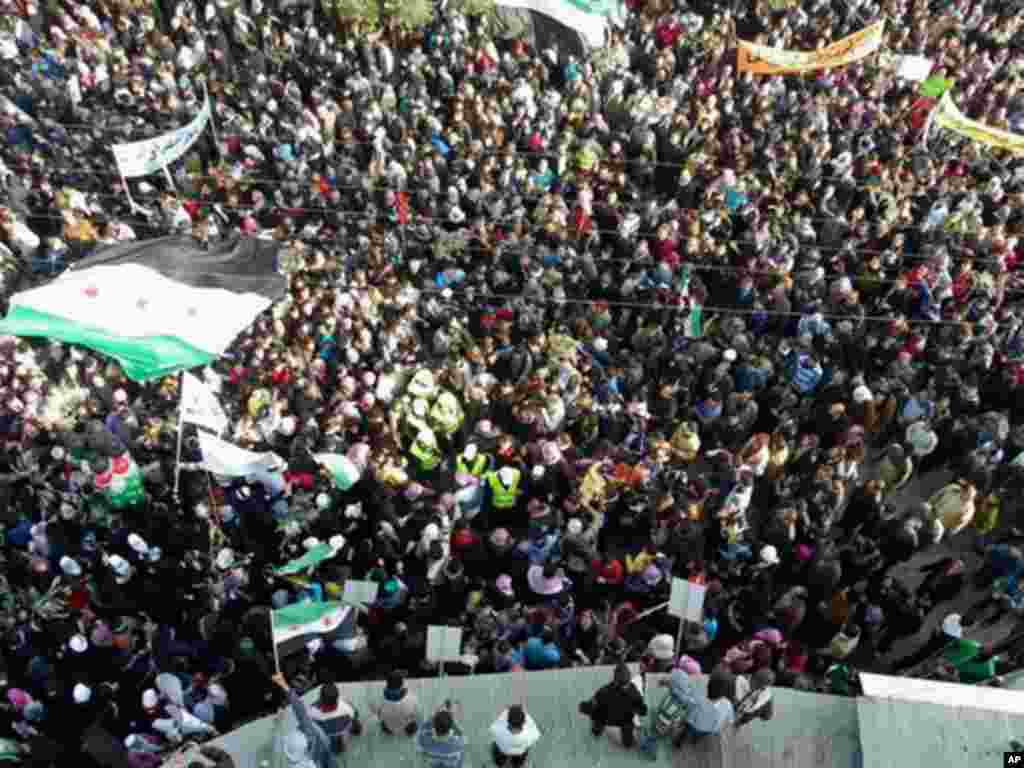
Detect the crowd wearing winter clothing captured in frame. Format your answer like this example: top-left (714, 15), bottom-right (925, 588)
top-left (4, 0), bottom-right (1024, 763)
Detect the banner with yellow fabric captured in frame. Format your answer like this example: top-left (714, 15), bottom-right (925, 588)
top-left (931, 91), bottom-right (1024, 154)
top-left (737, 20), bottom-right (885, 75)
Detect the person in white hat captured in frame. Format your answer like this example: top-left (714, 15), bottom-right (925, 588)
top-left (127, 533), bottom-right (149, 559)
top-left (107, 555), bottom-right (133, 585)
top-left (643, 634), bottom-right (676, 673)
top-left (59, 556), bottom-right (82, 578)
top-left (73, 683), bottom-right (92, 704)
top-left (216, 548), bottom-right (235, 571)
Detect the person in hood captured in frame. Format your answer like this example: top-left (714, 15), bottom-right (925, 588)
top-left (578, 663), bottom-right (647, 749)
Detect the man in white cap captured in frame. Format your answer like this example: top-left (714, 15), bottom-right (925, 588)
top-left (107, 554), bottom-right (133, 585)
top-left (59, 556), bottom-right (82, 578)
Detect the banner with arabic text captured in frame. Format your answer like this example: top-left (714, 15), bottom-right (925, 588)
top-left (111, 92), bottom-right (211, 178)
top-left (737, 20), bottom-right (885, 75)
top-left (932, 91), bottom-right (1024, 154)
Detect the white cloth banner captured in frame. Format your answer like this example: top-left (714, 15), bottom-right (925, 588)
top-left (111, 92), bottom-right (211, 178)
top-left (181, 371), bottom-right (228, 435)
top-left (894, 55), bottom-right (933, 82)
top-left (198, 432), bottom-right (283, 477)
top-left (495, 0), bottom-right (625, 47)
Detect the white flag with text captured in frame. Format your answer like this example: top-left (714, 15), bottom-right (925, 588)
top-left (182, 371), bottom-right (228, 435)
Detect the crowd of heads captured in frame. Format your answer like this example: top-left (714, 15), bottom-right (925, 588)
top-left (1, 0), bottom-right (1024, 762)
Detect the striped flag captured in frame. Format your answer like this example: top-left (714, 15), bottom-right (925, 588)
top-left (685, 304), bottom-right (703, 338)
top-left (313, 453), bottom-right (362, 490)
top-left (0, 237), bottom-right (285, 381)
top-left (271, 600), bottom-right (353, 657)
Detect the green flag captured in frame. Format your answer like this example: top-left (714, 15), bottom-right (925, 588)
top-left (313, 453), bottom-right (362, 490)
top-left (274, 542), bottom-right (340, 576)
top-left (685, 305), bottom-right (703, 338)
top-left (919, 76), bottom-right (953, 99)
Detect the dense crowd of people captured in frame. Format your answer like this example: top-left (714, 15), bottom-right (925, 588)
top-left (2, 0), bottom-right (1024, 764)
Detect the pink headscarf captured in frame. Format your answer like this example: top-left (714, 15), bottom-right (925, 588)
top-left (7, 689), bottom-right (31, 712)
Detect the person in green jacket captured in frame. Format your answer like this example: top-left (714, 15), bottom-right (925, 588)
top-left (973, 493), bottom-right (1000, 553)
top-left (934, 639), bottom-right (1012, 685)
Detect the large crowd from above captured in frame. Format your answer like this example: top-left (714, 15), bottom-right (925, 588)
top-left (2, 0), bottom-right (1024, 764)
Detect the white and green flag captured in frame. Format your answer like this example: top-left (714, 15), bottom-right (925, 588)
top-left (198, 432), bottom-right (283, 477)
top-left (0, 236), bottom-right (285, 382)
top-left (496, 0), bottom-right (625, 47)
top-left (272, 601), bottom-right (353, 657)
top-left (685, 305), bottom-right (703, 338)
top-left (313, 454), bottom-right (362, 490)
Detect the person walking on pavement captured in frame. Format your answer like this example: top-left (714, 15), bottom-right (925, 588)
top-left (489, 704), bottom-right (541, 767)
top-left (578, 663), bottom-right (648, 749)
top-left (416, 701), bottom-right (467, 768)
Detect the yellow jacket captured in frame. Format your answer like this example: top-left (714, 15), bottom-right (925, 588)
top-left (625, 550), bottom-right (655, 576)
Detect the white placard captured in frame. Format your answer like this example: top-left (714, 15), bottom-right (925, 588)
top-left (668, 578), bottom-right (706, 623)
top-left (342, 580), bottom-right (379, 607)
top-left (426, 626), bottom-right (463, 664)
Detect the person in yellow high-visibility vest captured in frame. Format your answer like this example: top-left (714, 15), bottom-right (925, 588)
top-left (456, 443), bottom-right (491, 479)
top-left (485, 466), bottom-right (522, 521)
top-left (410, 430), bottom-right (442, 481)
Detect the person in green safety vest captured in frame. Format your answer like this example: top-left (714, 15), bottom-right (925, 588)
top-left (410, 430), bottom-right (442, 479)
top-left (429, 391), bottom-right (464, 447)
top-left (485, 466), bottom-right (522, 517)
top-left (456, 443), bottom-right (491, 478)
top-left (394, 397), bottom-right (432, 446)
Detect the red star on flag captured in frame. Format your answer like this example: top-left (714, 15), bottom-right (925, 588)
top-left (83, 286), bottom-right (98, 298)
top-left (322, 616), bottom-right (333, 628)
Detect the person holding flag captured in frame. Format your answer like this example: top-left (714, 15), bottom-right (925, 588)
top-left (270, 673), bottom-right (334, 768)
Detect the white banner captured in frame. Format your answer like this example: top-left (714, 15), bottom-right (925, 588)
top-left (197, 431), bottom-right (283, 477)
top-left (111, 92), bottom-right (211, 178)
top-left (181, 371), bottom-right (228, 435)
top-left (495, 0), bottom-right (625, 48)
top-left (894, 54), bottom-right (933, 82)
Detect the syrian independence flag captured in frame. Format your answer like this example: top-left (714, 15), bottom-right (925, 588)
top-left (272, 601), bottom-right (353, 657)
top-left (198, 431), bottom-right (283, 477)
top-left (0, 236), bottom-right (286, 382)
top-left (313, 453), bottom-right (362, 491)
top-left (93, 453), bottom-right (145, 509)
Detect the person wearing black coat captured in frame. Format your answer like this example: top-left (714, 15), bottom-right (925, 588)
top-left (578, 663), bottom-right (647, 748)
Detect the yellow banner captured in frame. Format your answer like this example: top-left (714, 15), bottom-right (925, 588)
top-left (737, 20), bottom-right (886, 75)
top-left (932, 91), bottom-right (1024, 154)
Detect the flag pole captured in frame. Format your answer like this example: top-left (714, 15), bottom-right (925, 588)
top-left (173, 370), bottom-right (186, 497)
top-left (270, 611), bottom-right (282, 675)
top-left (203, 81), bottom-right (221, 162)
top-left (115, 158), bottom-right (140, 214)
top-left (163, 165), bottom-right (178, 195)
